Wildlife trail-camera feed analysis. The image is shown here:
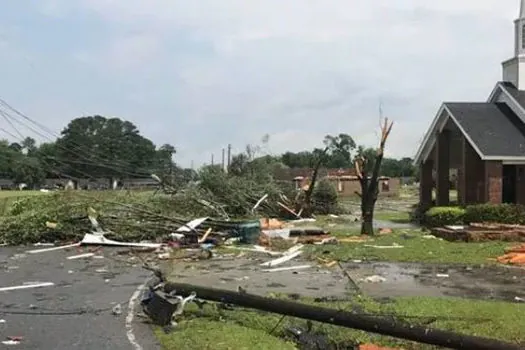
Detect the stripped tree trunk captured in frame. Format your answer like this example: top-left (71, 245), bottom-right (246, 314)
top-left (301, 147), bottom-right (329, 217)
top-left (355, 119), bottom-right (393, 236)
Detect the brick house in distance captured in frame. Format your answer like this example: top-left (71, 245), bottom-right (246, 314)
top-left (414, 1), bottom-right (525, 208)
top-left (274, 167), bottom-right (400, 197)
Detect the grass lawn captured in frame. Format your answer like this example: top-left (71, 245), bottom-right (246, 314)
top-left (0, 190), bottom-right (45, 198)
top-left (0, 190), bottom-right (48, 215)
top-left (156, 294), bottom-right (525, 349)
top-left (372, 211), bottom-right (410, 223)
top-left (305, 229), bottom-right (507, 265)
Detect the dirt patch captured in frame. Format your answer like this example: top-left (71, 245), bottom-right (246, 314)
top-left (167, 255), bottom-right (525, 303)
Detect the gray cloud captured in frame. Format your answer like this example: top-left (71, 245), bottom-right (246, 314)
top-left (17, 0), bottom-right (521, 166)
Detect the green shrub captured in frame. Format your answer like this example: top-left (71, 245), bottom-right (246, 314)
top-left (312, 179), bottom-right (339, 215)
top-left (464, 203), bottom-right (525, 224)
top-left (424, 206), bottom-right (466, 227)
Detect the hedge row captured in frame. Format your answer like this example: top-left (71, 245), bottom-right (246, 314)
top-left (422, 203), bottom-right (525, 227)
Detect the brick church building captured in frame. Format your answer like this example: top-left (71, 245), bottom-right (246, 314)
top-left (414, 1), bottom-right (525, 208)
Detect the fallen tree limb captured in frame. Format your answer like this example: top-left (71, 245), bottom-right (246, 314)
top-left (163, 282), bottom-right (521, 350)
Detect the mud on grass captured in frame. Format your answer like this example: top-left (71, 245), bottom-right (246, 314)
top-left (305, 229), bottom-right (508, 265)
top-left (155, 294), bottom-right (525, 349)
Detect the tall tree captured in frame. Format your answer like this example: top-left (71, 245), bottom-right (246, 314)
top-left (21, 137), bottom-right (37, 156)
top-left (323, 133), bottom-right (356, 168)
top-left (280, 151), bottom-right (315, 168)
top-left (55, 116), bottom-right (158, 181)
top-left (155, 143), bottom-right (177, 178)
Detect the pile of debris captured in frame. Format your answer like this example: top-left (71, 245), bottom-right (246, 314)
top-left (0, 172), bottom-right (345, 246)
top-left (431, 223), bottom-right (525, 242)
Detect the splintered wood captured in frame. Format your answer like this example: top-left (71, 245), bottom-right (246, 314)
top-left (433, 223), bottom-right (525, 242)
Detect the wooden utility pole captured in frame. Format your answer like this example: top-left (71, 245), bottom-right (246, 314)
top-left (163, 282), bottom-right (521, 350)
top-left (227, 144), bottom-right (231, 171)
top-left (221, 148), bottom-right (225, 171)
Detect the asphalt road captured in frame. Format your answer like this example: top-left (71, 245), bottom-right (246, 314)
top-left (0, 245), bottom-right (160, 350)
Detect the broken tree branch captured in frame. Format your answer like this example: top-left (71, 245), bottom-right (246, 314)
top-left (163, 282), bottom-right (520, 350)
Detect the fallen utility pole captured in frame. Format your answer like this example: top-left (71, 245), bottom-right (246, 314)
top-left (164, 282), bottom-right (521, 350)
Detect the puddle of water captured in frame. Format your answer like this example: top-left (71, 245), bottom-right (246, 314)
top-left (344, 262), bottom-right (525, 302)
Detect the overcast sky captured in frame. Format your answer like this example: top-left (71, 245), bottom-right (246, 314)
top-left (0, 0), bottom-right (520, 167)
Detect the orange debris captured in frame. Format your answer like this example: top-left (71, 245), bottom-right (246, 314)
top-left (497, 244), bottom-right (525, 265)
top-left (378, 228), bottom-right (393, 235)
top-left (259, 218), bottom-right (285, 230)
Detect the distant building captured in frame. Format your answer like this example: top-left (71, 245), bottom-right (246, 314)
top-left (274, 168), bottom-right (400, 197)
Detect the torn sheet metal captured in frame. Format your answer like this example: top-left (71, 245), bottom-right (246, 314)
top-left (176, 217), bottom-right (208, 232)
top-left (0, 282), bottom-right (55, 292)
top-left (26, 243), bottom-right (80, 254)
top-left (81, 234), bottom-right (162, 248)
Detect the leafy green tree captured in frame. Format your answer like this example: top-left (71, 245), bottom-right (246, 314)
top-left (312, 179), bottom-right (339, 214)
top-left (155, 143), bottom-right (177, 178)
top-left (280, 151), bottom-right (315, 168)
top-left (8, 142), bottom-right (22, 153)
top-left (323, 133), bottom-right (356, 168)
top-left (21, 137), bottom-right (37, 156)
top-left (9, 155), bottom-right (45, 187)
top-left (55, 116), bottom-right (158, 180)
top-left (35, 142), bottom-right (61, 178)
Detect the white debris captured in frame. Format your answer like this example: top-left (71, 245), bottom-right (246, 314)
top-left (176, 217), bottom-right (208, 232)
top-left (444, 225), bottom-right (465, 231)
top-left (262, 265), bottom-right (312, 273)
top-left (260, 250), bottom-right (302, 267)
top-left (27, 243), bottom-right (80, 254)
top-left (112, 303), bottom-right (122, 316)
top-left (364, 243), bottom-right (404, 249)
top-left (262, 228), bottom-right (291, 239)
top-left (81, 233), bottom-right (162, 248)
top-left (2, 340), bottom-right (20, 345)
top-left (436, 273), bottom-right (449, 278)
top-left (33, 242), bottom-right (54, 247)
top-left (364, 275), bottom-right (386, 283)
top-left (67, 253), bottom-right (95, 260)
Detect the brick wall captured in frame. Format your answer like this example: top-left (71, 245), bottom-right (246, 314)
top-left (463, 141), bottom-right (485, 204)
top-left (516, 166), bottom-right (525, 205)
top-left (485, 161), bottom-right (503, 204)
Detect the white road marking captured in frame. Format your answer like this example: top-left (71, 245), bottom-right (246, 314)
top-left (126, 281), bottom-right (147, 350)
top-left (0, 282), bottom-right (55, 292)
